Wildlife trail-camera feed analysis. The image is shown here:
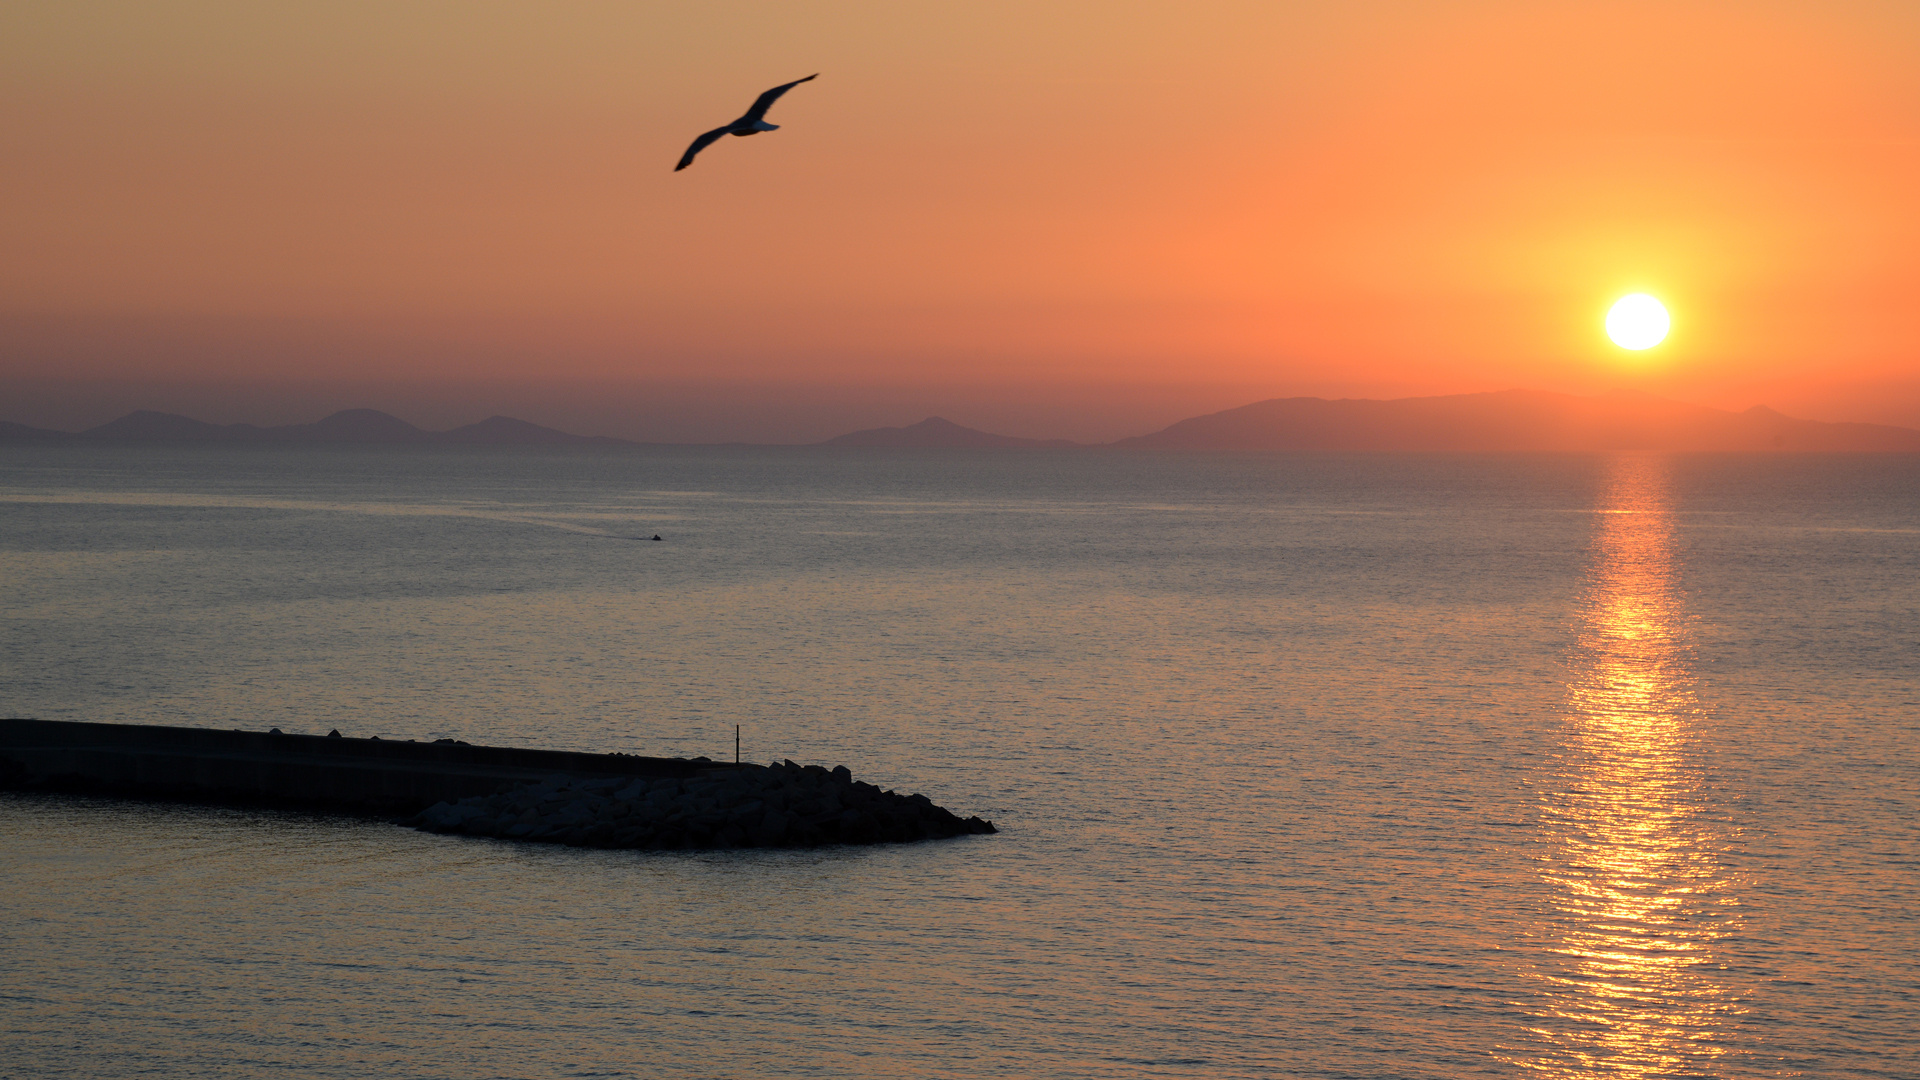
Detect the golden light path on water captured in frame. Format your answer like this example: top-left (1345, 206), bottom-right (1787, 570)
top-left (1505, 455), bottom-right (1747, 1076)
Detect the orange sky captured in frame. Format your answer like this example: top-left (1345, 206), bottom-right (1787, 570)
top-left (4, 1), bottom-right (1918, 440)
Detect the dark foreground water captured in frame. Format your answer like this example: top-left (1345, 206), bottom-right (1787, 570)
top-left (2, 446), bottom-right (1915, 1079)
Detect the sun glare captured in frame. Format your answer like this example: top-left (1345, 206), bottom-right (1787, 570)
top-left (1606, 294), bottom-right (1670, 350)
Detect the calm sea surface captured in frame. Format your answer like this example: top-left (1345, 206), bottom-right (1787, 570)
top-left (2, 446), bottom-right (1915, 1079)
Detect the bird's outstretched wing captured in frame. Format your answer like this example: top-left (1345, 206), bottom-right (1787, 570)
top-left (675, 125), bottom-right (732, 171)
top-left (742, 74), bottom-right (817, 123)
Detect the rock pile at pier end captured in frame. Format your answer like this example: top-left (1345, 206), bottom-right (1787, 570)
top-left (407, 759), bottom-right (996, 850)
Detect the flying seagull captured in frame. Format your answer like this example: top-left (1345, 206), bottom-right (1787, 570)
top-left (674, 74), bottom-right (818, 171)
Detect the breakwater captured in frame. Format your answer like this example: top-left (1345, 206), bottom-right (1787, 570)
top-left (0, 718), bottom-right (995, 849)
top-left (409, 761), bottom-right (996, 849)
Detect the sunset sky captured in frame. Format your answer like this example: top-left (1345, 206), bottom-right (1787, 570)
top-left (5, 1), bottom-right (1919, 441)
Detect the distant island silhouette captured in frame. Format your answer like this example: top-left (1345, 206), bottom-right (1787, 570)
top-left (0, 408), bottom-right (641, 448)
top-left (1113, 389), bottom-right (1920, 453)
top-left (5, 390), bottom-right (1919, 452)
top-left (820, 416), bottom-right (1080, 449)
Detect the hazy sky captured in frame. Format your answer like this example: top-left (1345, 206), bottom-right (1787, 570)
top-left (5, 1), bottom-right (1919, 439)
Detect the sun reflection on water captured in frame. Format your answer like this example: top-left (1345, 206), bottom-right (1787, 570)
top-left (1505, 455), bottom-right (1746, 1076)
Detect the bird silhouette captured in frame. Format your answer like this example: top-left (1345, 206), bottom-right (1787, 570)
top-left (675, 74), bottom-right (818, 171)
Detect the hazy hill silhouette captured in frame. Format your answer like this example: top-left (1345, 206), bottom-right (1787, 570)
top-left (7, 392), bottom-right (1919, 451)
top-left (1114, 390), bottom-right (1920, 452)
top-left (277, 408), bottom-right (431, 443)
top-left (0, 419), bottom-right (78, 442)
top-left (82, 410), bottom-right (269, 442)
top-left (440, 415), bottom-right (633, 446)
top-left (23, 409), bottom-right (636, 447)
top-left (820, 416), bottom-right (1080, 448)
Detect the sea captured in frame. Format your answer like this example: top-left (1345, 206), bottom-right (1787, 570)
top-left (1, 445), bottom-right (1915, 1079)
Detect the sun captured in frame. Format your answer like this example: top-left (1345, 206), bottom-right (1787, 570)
top-left (1606, 294), bottom-right (1670, 350)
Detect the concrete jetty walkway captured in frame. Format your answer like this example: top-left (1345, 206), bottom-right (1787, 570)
top-left (0, 718), bottom-right (997, 849)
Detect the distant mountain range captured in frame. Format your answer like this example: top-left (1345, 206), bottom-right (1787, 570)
top-left (1, 408), bottom-right (637, 447)
top-left (1112, 389), bottom-right (1920, 452)
top-left (5, 390), bottom-right (1919, 452)
top-left (820, 416), bottom-right (1080, 449)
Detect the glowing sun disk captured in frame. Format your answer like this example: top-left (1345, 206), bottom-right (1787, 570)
top-left (1606, 294), bottom-right (1670, 350)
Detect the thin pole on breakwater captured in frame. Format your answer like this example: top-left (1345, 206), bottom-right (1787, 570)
top-left (735, 725), bottom-right (740, 765)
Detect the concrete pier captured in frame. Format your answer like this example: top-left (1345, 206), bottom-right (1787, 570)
top-left (0, 718), bottom-right (998, 848)
top-left (0, 717), bottom-right (722, 816)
